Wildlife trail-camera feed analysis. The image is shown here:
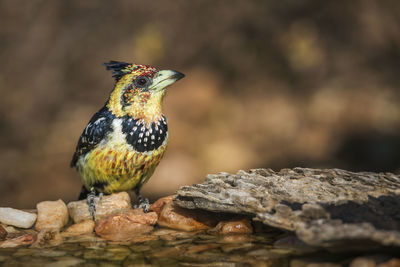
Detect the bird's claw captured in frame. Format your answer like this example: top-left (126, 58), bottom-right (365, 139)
top-left (135, 198), bottom-right (150, 212)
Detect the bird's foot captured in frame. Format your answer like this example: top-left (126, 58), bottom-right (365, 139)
top-left (134, 189), bottom-right (150, 212)
top-left (87, 188), bottom-right (103, 221)
top-left (135, 198), bottom-right (150, 212)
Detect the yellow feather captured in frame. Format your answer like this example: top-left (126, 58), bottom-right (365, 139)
top-left (78, 140), bottom-right (167, 194)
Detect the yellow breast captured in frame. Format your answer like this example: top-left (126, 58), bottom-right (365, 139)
top-left (76, 119), bottom-right (168, 194)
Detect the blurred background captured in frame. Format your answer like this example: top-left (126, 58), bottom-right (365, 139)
top-left (0, 0), bottom-right (399, 208)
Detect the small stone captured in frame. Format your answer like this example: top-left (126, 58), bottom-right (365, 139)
top-left (95, 208), bottom-right (157, 241)
top-left (31, 229), bottom-right (63, 248)
top-left (150, 195), bottom-right (175, 215)
top-left (0, 225), bottom-right (7, 240)
top-left (61, 220), bottom-right (94, 237)
top-left (213, 218), bottom-right (253, 234)
top-left (157, 202), bottom-right (217, 231)
top-left (67, 192), bottom-right (131, 223)
top-left (0, 234), bottom-right (35, 248)
top-left (35, 199), bottom-right (69, 231)
top-left (0, 207), bottom-right (37, 229)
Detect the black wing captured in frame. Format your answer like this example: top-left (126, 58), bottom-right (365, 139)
top-left (70, 106), bottom-right (114, 167)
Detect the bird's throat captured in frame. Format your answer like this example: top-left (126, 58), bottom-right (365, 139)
top-left (107, 87), bottom-right (166, 125)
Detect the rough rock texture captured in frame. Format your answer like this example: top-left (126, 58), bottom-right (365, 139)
top-left (67, 192), bottom-right (131, 223)
top-left (175, 168), bottom-right (400, 248)
top-left (0, 234), bottom-right (36, 248)
top-left (35, 199), bottom-right (69, 231)
top-left (150, 195), bottom-right (175, 215)
top-left (32, 228), bottom-right (63, 248)
top-left (95, 208), bottom-right (157, 241)
top-left (0, 208), bottom-right (37, 229)
top-left (62, 220), bottom-right (95, 237)
top-left (157, 198), bottom-right (218, 231)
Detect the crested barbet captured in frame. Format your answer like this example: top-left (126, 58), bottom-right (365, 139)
top-left (71, 61), bottom-right (184, 218)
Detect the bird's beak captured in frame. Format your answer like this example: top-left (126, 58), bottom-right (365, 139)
top-left (149, 70), bottom-right (185, 91)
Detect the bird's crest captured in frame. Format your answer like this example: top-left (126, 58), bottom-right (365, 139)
top-left (104, 61), bottom-right (158, 81)
top-left (104, 61), bottom-right (133, 81)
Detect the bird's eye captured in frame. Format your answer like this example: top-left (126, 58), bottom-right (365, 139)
top-left (134, 76), bottom-right (150, 88)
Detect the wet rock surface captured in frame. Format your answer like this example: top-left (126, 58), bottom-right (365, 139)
top-left (175, 168), bottom-right (400, 249)
top-left (0, 228), bottom-right (398, 266)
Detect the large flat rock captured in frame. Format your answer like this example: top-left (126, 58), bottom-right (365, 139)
top-left (175, 168), bottom-right (400, 248)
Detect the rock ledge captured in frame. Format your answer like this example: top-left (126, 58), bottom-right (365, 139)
top-left (175, 168), bottom-right (400, 248)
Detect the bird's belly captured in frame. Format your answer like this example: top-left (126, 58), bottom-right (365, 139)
top-left (77, 142), bottom-right (167, 193)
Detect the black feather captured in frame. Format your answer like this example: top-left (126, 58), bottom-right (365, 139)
top-left (121, 116), bottom-right (168, 152)
top-left (103, 60), bottom-right (133, 81)
top-left (70, 106), bottom-right (115, 167)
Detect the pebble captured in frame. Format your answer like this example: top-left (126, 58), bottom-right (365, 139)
top-left (32, 229), bottom-right (63, 248)
top-left (61, 220), bottom-right (94, 237)
top-left (35, 199), bottom-right (69, 231)
top-left (213, 218), bottom-right (253, 234)
top-left (157, 201), bottom-right (217, 231)
top-left (0, 233), bottom-right (36, 248)
top-left (95, 208), bottom-right (157, 241)
top-left (67, 192), bottom-right (131, 223)
top-left (149, 195), bottom-right (175, 215)
top-left (0, 207), bottom-right (37, 229)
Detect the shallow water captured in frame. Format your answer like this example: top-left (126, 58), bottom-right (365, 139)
top-left (0, 227), bottom-right (295, 266)
top-left (0, 228), bottom-right (397, 266)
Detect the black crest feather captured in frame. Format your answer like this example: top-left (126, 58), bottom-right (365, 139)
top-left (103, 60), bottom-right (132, 81)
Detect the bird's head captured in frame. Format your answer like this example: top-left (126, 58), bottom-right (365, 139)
top-left (104, 61), bottom-right (184, 123)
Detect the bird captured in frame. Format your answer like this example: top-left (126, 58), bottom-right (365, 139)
top-left (70, 60), bottom-right (184, 218)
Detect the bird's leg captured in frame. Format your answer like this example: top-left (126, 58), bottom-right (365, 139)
top-left (134, 188), bottom-right (150, 212)
top-left (87, 188), bottom-right (103, 220)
